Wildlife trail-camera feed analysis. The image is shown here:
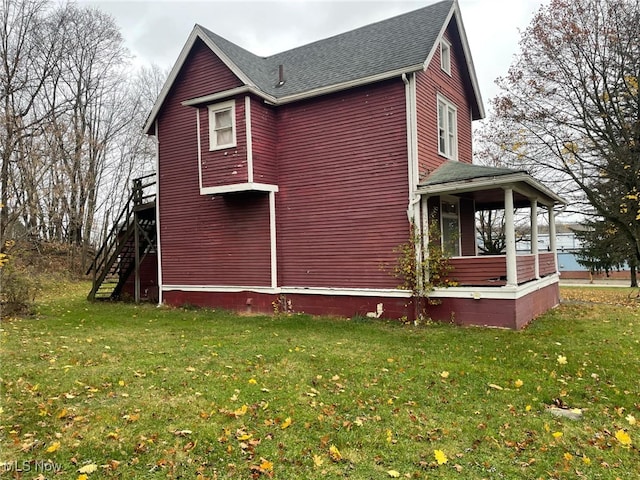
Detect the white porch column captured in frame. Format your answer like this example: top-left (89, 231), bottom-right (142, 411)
top-left (504, 188), bottom-right (517, 286)
top-left (548, 206), bottom-right (558, 273)
top-left (531, 198), bottom-right (540, 279)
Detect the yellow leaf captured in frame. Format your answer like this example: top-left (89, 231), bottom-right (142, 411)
top-left (488, 383), bottom-right (503, 390)
top-left (440, 371), bottom-right (449, 379)
top-left (434, 449), bottom-right (448, 465)
top-left (118, 380), bottom-right (125, 386)
top-left (248, 378), bottom-right (257, 385)
top-left (582, 456), bottom-right (591, 465)
top-left (387, 470), bottom-right (401, 477)
top-left (514, 379), bottom-right (523, 388)
top-left (46, 441), bottom-right (60, 453)
top-left (281, 417), bottom-right (292, 429)
top-left (615, 429), bottom-right (632, 447)
top-left (57, 408), bottom-right (68, 419)
top-left (259, 459), bottom-right (273, 471)
top-left (329, 444), bottom-right (342, 462)
top-left (564, 452), bottom-right (573, 461)
top-left (313, 454), bottom-right (324, 467)
top-left (525, 405), bottom-right (532, 412)
top-left (557, 355), bottom-right (567, 365)
top-left (626, 414), bottom-right (636, 426)
top-left (552, 431), bottom-right (563, 439)
top-left (78, 464), bottom-right (98, 474)
top-left (78, 475), bottom-right (88, 480)
top-left (237, 433), bottom-right (252, 441)
top-left (234, 404), bottom-right (248, 417)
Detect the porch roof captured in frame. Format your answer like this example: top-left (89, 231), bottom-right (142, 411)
top-left (417, 161), bottom-right (566, 209)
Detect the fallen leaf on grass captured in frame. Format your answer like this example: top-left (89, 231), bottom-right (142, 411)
top-left (488, 383), bottom-right (503, 390)
top-left (329, 444), bottom-right (342, 462)
top-left (434, 449), bottom-right (448, 465)
top-left (281, 417), bottom-right (292, 429)
top-left (387, 470), bottom-right (400, 477)
top-left (615, 429), bottom-right (632, 447)
top-left (77, 464), bottom-right (98, 474)
top-left (46, 441), bottom-right (60, 453)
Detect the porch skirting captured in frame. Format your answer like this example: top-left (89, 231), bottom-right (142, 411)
top-left (161, 275), bottom-right (560, 329)
top-left (427, 275), bottom-right (561, 329)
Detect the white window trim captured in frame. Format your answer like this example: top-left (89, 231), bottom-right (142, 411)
top-left (437, 94), bottom-right (458, 160)
top-left (208, 100), bottom-right (236, 151)
top-left (440, 195), bottom-right (461, 257)
top-left (440, 39), bottom-right (451, 75)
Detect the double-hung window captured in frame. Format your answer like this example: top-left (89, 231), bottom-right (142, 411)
top-left (208, 100), bottom-right (236, 150)
top-left (437, 95), bottom-right (457, 160)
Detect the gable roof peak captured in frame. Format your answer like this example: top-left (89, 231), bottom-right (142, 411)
top-left (144, 0), bottom-right (486, 133)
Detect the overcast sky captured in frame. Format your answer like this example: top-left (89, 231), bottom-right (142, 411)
top-left (80, 0), bottom-right (549, 113)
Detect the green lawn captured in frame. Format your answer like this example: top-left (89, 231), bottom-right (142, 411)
top-left (1, 283), bottom-right (639, 479)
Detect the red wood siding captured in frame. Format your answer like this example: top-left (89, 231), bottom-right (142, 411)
top-left (157, 40), bottom-right (271, 287)
top-left (276, 79), bottom-right (410, 289)
top-left (459, 197), bottom-right (476, 255)
top-left (539, 252), bottom-right (557, 276)
top-left (448, 256), bottom-right (506, 286)
top-left (428, 282), bottom-right (560, 329)
top-left (415, 26), bottom-right (474, 178)
top-left (250, 97), bottom-right (279, 184)
top-left (121, 254), bottom-right (158, 301)
top-left (199, 98), bottom-right (248, 188)
top-left (516, 254), bottom-right (536, 283)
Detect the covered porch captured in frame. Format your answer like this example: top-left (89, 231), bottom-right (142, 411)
top-left (416, 161), bottom-right (566, 328)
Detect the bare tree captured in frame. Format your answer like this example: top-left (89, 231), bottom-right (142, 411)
top-left (476, 0), bottom-right (640, 269)
top-left (0, 0), bottom-right (66, 245)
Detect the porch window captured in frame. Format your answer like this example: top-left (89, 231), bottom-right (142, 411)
top-left (440, 39), bottom-right (451, 75)
top-left (437, 95), bottom-right (457, 160)
top-left (441, 196), bottom-right (460, 256)
top-left (208, 100), bottom-right (236, 150)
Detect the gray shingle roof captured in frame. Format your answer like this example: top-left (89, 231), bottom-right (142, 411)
top-left (199, 0), bottom-right (454, 98)
top-left (420, 160), bottom-right (528, 186)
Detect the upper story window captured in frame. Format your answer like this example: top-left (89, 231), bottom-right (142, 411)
top-left (440, 39), bottom-right (451, 75)
top-left (437, 95), bottom-right (457, 160)
top-left (208, 100), bottom-right (236, 150)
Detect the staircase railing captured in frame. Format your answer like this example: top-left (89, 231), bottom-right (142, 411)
top-left (86, 174), bottom-right (156, 300)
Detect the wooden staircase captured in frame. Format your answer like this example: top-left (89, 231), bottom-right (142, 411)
top-left (87, 174), bottom-right (157, 301)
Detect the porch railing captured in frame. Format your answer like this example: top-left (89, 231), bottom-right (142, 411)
top-left (447, 253), bottom-right (557, 287)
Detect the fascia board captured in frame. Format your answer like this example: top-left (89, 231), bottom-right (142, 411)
top-left (272, 65), bottom-right (424, 105)
top-left (181, 86), bottom-right (276, 107)
top-left (194, 25), bottom-right (256, 87)
top-left (200, 183), bottom-right (279, 195)
top-left (144, 25), bottom-right (257, 135)
top-left (144, 27), bottom-right (203, 134)
top-left (417, 172), bottom-right (566, 205)
top-left (451, 0), bottom-right (485, 119)
top-left (423, 1), bottom-right (485, 120)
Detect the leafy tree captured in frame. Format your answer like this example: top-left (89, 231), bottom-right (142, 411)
top-left (476, 0), bottom-right (640, 274)
top-left (574, 219), bottom-right (638, 286)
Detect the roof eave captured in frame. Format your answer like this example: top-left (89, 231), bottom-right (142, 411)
top-left (144, 25), bottom-right (255, 135)
top-left (272, 64), bottom-right (424, 105)
top-left (422, 0), bottom-right (485, 120)
top-left (417, 172), bottom-right (566, 206)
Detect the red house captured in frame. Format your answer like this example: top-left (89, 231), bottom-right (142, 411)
top-left (105, 0), bottom-right (565, 328)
